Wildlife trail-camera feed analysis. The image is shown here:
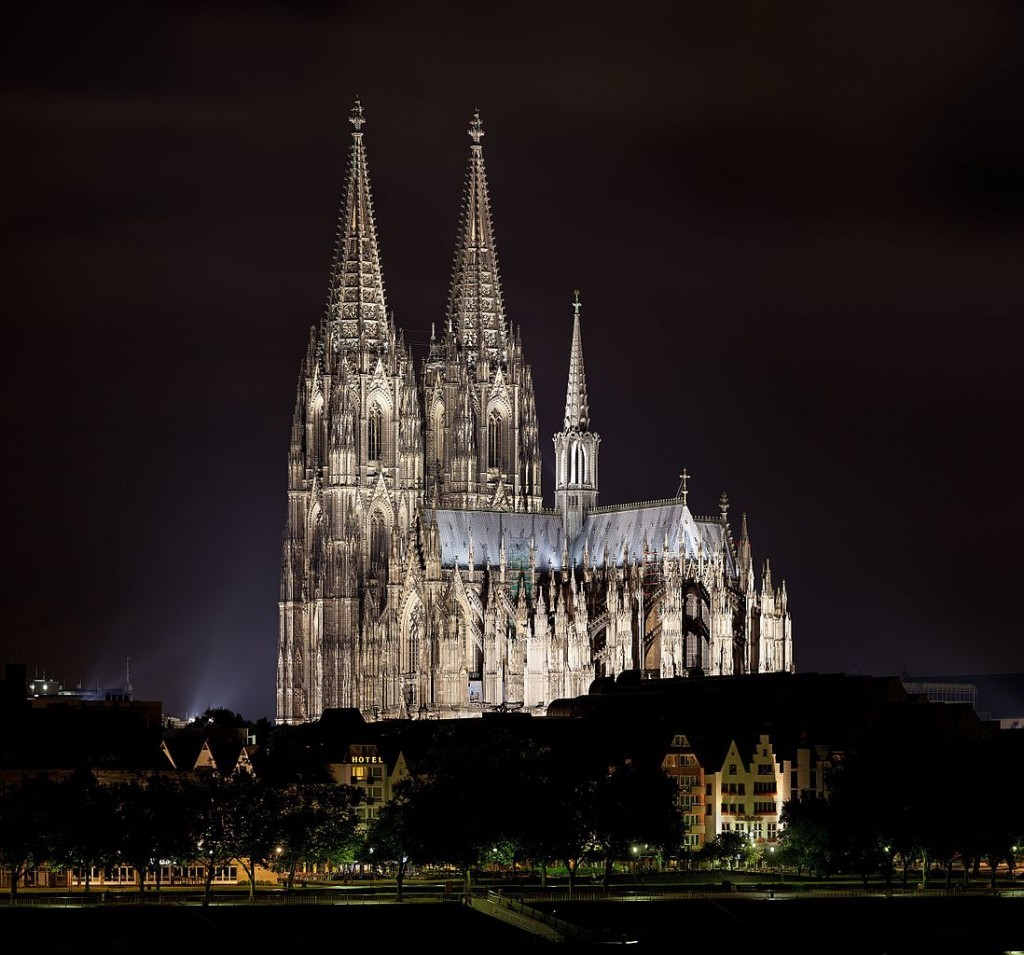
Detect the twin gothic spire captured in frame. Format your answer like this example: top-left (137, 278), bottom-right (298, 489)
top-left (316, 100), bottom-right (542, 514)
top-left (325, 101), bottom-right (513, 369)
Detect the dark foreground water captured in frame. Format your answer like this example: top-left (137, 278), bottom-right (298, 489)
top-left (540, 896), bottom-right (1024, 953)
top-left (2, 896), bottom-right (1021, 954)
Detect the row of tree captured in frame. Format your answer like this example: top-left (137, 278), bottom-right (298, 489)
top-left (362, 724), bottom-right (684, 898)
top-left (778, 736), bottom-right (1023, 889)
top-left (5, 712), bottom-right (1020, 899)
top-left (0, 720), bottom-right (687, 900)
top-left (0, 767), bottom-right (364, 902)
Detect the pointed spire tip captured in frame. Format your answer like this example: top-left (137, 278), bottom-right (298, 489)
top-left (563, 292), bottom-right (590, 430)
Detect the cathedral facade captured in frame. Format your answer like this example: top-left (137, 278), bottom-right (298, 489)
top-left (276, 102), bottom-right (793, 725)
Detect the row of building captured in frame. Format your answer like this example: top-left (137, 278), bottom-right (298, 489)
top-left (256, 669), bottom-right (1005, 850)
top-left (0, 664), bottom-right (1014, 889)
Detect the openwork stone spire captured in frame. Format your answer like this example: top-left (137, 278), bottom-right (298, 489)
top-left (555, 290), bottom-right (600, 539)
top-left (445, 109), bottom-right (507, 364)
top-left (325, 98), bottom-right (391, 354)
top-left (563, 290), bottom-right (590, 431)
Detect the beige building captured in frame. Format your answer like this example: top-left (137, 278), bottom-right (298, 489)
top-left (701, 732), bottom-right (832, 850)
top-left (706, 734), bottom-right (782, 847)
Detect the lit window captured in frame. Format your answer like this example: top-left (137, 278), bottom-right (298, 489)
top-left (368, 405), bottom-right (383, 461)
top-left (488, 411), bottom-right (504, 470)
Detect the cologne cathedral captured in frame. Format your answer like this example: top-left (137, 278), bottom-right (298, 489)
top-left (276, 102), bottom-right (794, 725)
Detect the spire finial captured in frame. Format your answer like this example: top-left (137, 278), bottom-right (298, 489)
top-left (719, 492), bottom-right (729, 523)
top-left (573, 289), bottom-right (581, 317)
top-left (468, 109), bottom-right (484, 144)
top-left (350, 97), bottom-right (365, 132)
top-left (678, 468), bottom-right (690, 507)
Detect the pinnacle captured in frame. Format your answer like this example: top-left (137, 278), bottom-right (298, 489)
top-left (563, 292), bottom-right (590, 431)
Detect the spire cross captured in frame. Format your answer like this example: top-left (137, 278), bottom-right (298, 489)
top-left (679, 468), bottom-right (689, 506)
top-left (468, 110), bottom-right (484, 144)
top-left (350, 98), bottom-right (365, 132)
top-left (573, 289), bottom-right (581, 317)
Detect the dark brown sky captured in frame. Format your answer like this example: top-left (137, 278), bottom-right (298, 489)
top-left (3, 1), bottom-right (1023, 721)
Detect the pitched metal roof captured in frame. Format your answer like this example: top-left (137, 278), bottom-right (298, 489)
top-left (424, 501), bottom-right (736, 579)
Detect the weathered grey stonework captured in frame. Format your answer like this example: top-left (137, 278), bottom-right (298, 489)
top-left (276, 102), bottom-right (794, 725)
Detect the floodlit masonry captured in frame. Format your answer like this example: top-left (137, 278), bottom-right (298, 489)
top-left (276, 102), bottom-right (793, 725)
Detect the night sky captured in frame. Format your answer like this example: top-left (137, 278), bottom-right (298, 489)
top-left (3, 2), bottom-right (1022, 722)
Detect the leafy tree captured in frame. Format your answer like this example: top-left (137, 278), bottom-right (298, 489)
top-left (523, 750), bottom-right (598, 896)
top-left (488, 836), bottom-right (530, 882)
top-left (271, 781), bottom-right (363, 890)
top-left (713, 830), bottom-right (752, 870)
top-left (827, 759), bottom-right (886, 887)
top-left (181, 769), bottom-right (250, 905)
top-left (380, 724), bottom-right (549, 895)
top-left (0, 774), bottom-right (59, 896)
top-left (390, 771), bottom-right (485, 893)
top-left (113, 773), bottom-right (193, 893)
top-left (779, 791), bottom-right (835, 877)
top-left (50, 768), bottom-right (119, 892)
top-left (589, 762), bottom-right (684, 886)
top-left (230, 773), bottom-right (280, 900)
top-left (364, 779), bottom-right (416, 900)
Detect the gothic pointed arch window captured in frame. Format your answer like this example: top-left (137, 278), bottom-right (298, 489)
top-left (367, 404), bottom-right (383, 462)
top-left (488, 410), bottom-right (504, 471)
top-left (369, 511), bottom-right (388, 580)
top-left (309, 393), bottom-right (325, 467)
top-left (404, 603), bottom-right (422, 676)
top-left (570, 439), bottom-right (589, 485)
top-left (431, 403), bottom-right (445, 467)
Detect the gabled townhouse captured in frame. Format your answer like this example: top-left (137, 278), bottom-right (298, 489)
top-left (660, 732), bottom-right (708, 850)
top-left (704, 732), bottom-right (783, 847)
top-left (160, 726), bottom-right (256, 776)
